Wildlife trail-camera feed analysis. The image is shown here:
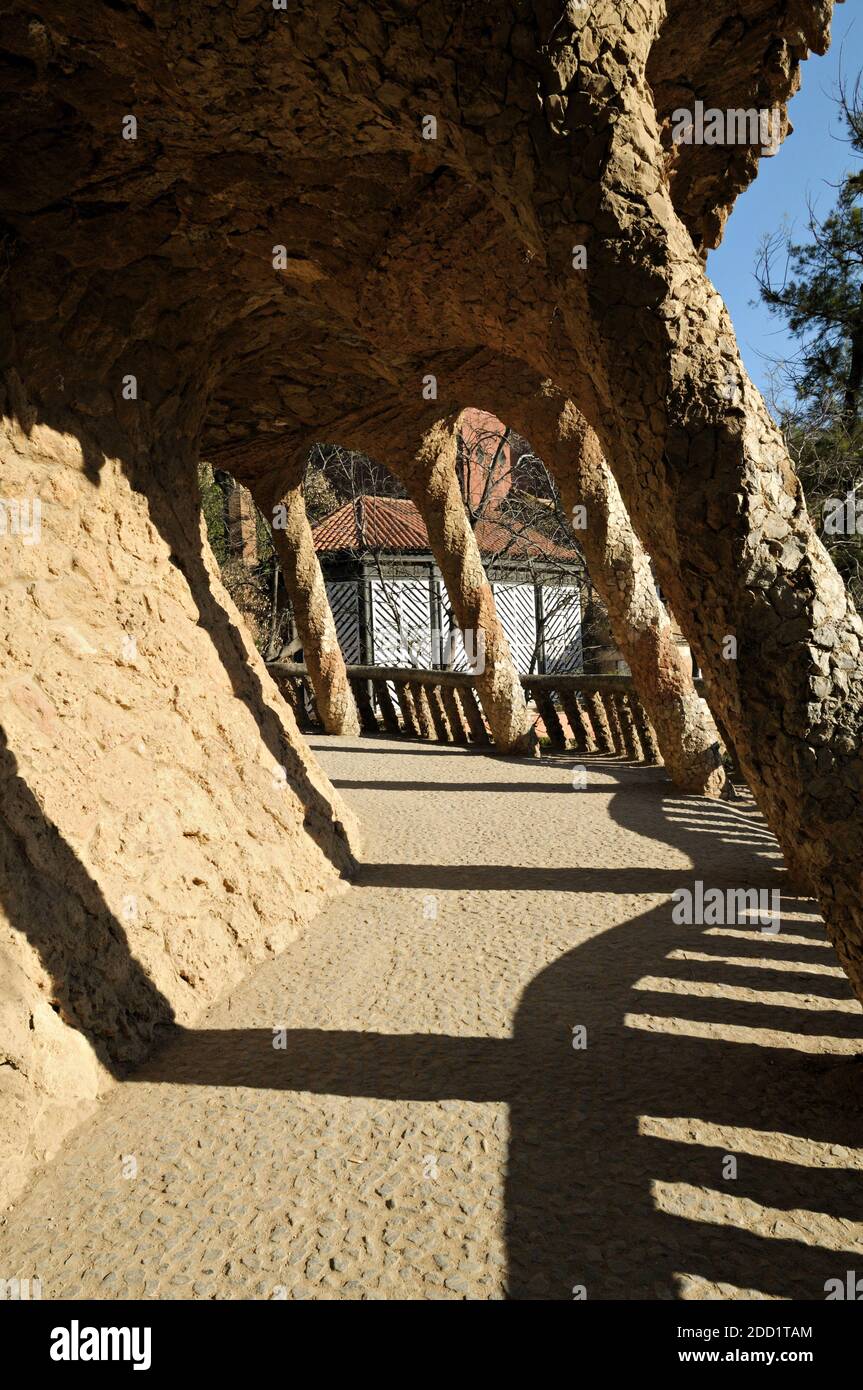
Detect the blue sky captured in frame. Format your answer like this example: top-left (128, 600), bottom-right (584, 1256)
top-left (708, 3), bottom-right (862, 409)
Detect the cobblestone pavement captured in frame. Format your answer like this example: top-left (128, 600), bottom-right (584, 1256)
top-left (2, 738), bottom-right (862, 1299)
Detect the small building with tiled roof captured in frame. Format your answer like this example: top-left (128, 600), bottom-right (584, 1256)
top-left (310, 492), bottom-right (586, 675)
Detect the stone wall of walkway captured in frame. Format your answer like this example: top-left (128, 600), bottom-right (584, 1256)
top-left (0, 417), bottom-right (358, 1209)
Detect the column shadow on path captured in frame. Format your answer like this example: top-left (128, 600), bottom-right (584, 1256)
top-left (128, 754), bottom-right (863, 1299)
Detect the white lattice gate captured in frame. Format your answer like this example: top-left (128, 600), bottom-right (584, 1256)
top-left (370, 579), bottom-right (433, 666)
top-left (325, 581), bottom-right (362, 664)
top-left (541, 585), bottom-right (583, 673)
top-left (324, 575), bottom-right (582, 676)
top-left (441, 581), bottom-right (539, 673)
top-left (491, 583), bottom-right (538, 673)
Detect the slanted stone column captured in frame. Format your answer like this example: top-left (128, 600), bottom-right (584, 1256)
top-left (538, 7), bottom-right (863, 996)
top-left (251, 470), bottom-right (360, 738)
top-left (522, 392), bottom-right (725, 797)
top-left (399, 418), bottom-right (536, 756)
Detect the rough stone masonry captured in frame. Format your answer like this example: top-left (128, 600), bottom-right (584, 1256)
top-left (0, 0), bottom-right (858, 1207)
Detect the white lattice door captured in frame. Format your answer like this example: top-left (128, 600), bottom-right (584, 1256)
top-left (325, 581), bottom-right (362, 664)
top-left (542, 585), bottom-right (583, 673)
top-left (370, 579), bottom-right (432, 666)
top-left (492, 583), bottom-right (537, 673)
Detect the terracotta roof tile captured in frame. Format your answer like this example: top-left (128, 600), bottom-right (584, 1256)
top-left (312, 495), bottom-right (581, 564)
top-left (311, 496), bottom-right (427, 552)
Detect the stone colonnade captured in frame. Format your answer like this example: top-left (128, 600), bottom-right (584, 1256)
top-left (2, 0), bottom-right (859, 1215)
top-left (233, 404), bottom-right (723, 783)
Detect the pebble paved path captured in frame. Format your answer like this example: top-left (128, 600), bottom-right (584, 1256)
top-left (1, 738), bottom-right (862, 1299)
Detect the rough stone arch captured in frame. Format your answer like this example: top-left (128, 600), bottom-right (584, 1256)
top-left (2, 2), bottom-right (861, 1220)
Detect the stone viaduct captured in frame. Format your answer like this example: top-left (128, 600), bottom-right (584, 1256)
top-left (0, 0), bottom-right (858, 1203)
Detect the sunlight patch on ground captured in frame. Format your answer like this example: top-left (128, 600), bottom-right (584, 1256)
top-left (625, 1013), bottom-right (861, 1053)
top-left (703, 927), bottom-right (830, 950)
top-left (639, 1114), bottom-right (863, 1168)
top-left (650, 1181), bottom-right (860, 1254)
top-left (666, 949), bottom-right (845, 978)
top-left (673, 1272), bottom-right (776, 1299)
top-left (633, 975), bottom-right (860, 1013)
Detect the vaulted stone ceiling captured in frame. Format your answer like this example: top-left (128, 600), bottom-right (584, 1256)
top-left (0, 1), bottom-right (834, 471)
top-left (6, 1), bottom-right (863, 996)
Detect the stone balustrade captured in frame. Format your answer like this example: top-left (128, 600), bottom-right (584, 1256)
top-left (267, 661), bottom-right (685, 766)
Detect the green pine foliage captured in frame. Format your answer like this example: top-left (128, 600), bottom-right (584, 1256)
top-left (756, 75), bottom-right (863, 604)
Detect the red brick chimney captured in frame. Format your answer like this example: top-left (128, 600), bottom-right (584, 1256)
top-left (459, 408), bottom-right (512, 514)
